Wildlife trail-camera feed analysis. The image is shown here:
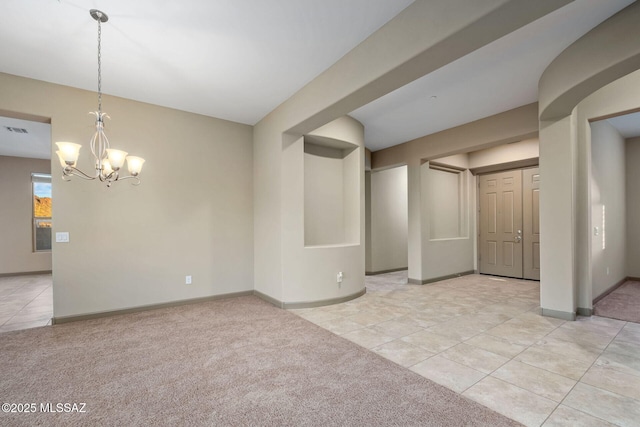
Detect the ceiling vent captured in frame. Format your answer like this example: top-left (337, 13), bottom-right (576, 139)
top-left (5, 126), bottom-right (28, 134)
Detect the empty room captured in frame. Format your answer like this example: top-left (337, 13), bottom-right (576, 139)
top-left (1, 1), bottom-right (640, 426)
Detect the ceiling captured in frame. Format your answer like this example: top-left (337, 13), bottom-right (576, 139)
top-left (0, 117), bottom-right (51, 160)
top-left (0, 0), bottom-right (412, 125)
top-left (0, 0), bottom-right (637, 159)
top-left (351, 0), bottom-right (636, 151)
top-left (606, 112), bottom-right (640, 139)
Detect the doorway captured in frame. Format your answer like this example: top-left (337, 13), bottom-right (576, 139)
top-left (478, 167), bottom-right (540, 280)
top-left (365, 165), bottom-right (408, 275)
top-left (0, 114), bottom-right (53, 331)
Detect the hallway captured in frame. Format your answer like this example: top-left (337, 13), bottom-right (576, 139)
top-left (0, 274), bottom-right (52, 333)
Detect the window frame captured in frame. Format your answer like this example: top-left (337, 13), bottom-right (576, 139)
top-left (32, 173), bottom-right (52, 253)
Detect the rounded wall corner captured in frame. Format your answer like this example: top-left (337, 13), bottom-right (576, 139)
top-left (539, 3), bottom-right (640, 122)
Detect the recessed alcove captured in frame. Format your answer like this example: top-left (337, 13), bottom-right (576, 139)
top-left (304, 135), bottom-right (359, 247)
top-left (427, 162), bottom-right (469, 240)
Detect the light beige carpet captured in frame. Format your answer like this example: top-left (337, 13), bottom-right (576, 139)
top-left (594, 280), bottom-right (640, 324)
top-left (0, 296), bottom-right (521, 426)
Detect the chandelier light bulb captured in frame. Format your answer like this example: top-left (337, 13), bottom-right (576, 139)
top-left (56, 150), bottom-right (76, 168)
top-left (102, 159), bottom-right (113, 175)
top-left (55, 142), bottom-right (82, 164)
top-left (106, 149), bottom-right (128, 170)
top-left (126, 156), bottom-right (145, 176)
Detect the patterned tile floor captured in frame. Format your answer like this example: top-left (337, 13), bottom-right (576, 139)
top-left (291, 271), bottom-right (640, 427)
top-left (0, 274), bottom-right (52, 333)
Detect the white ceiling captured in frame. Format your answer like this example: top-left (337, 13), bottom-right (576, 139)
top-left (0, 0), bottom-right (412, 126)
top-left (0, 0), bottom-right (637, 159)
top-left (351, 0), bottom-right (636, 151)
top-left (0, 117), bottom-right (51, 160)
top-left (607, 112), bottom-right (640, 138)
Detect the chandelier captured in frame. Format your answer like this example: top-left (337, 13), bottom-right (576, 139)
top-left (55, 9), bottom-right (145, 187)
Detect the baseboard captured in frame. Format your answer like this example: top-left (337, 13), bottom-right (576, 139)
top-left (593, 276), bottom-right (629, 305)
top-left (52, 290), bottom-right (254, 324)
top-left (365, 267), bottom-right (408, 276)
top-left (253, 290), bottom-right (285, 308)
top-left (541, 308), bottom-right (576, 321)
top-left (0, 270), bottom-right (52, 278)
top-left (576, 307), bottom-right (593, 316)
top-left (254, 288), bottom-right (366, 309)
top-left (408, 270), bottom-right (475, 285)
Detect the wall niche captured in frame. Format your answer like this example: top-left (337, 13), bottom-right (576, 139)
top-left (304, 135), bottom-right (359, 247)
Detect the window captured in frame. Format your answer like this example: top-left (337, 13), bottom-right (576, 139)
top-left (32, 173), bottom-right (52, 252)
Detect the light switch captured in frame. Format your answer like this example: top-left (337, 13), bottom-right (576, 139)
top-left (55, 232), bottom-right (70, 243)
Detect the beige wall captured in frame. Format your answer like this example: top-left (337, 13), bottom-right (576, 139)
top-left (430, 138), bottom-right (539, 173)
top-left (371, 106), bottom-right (539, 284)
top-left (0, 155), bottom-right (52, 275)
top-left (421, 164), bottom-right (475, 281)
top-left (373, 103), bottom-right (539, 171)
top-left (281, 116), bottom-right (365, 303)
top-left (469, 138), bottom-right (539, 171)
top-left (575, 69), bottom-right (640, 311)
top-left (0, 1), bottom-right (575, 313)
top-left (428, 167), bottom-right (465, 240)
top-left (590, 120), bottom-right (626, 299)
top-left (626, 137), bottom-right (640, 278)
top-left (365, 171), bottom-right (372, 273)
top-left (539, 2), bottom-right (640, 121)
top-left (537, 2), bottom-right (640, 318)
top-left (0, 73), bottom-right (253, 319)
top-left (304, 151), bottom-right (346, 246)
top-left (369, 166), bottom-right (408, 273)
top-left (432, 154), bottom-right (469, 170)
top-left (539, 114), bottom-right (577, 316)
top-left (254, 1), bottom-right (568, 303)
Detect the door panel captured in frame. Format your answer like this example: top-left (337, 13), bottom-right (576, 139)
top-left (479, 170), bottom-right (523, 278)
top-left (487, 193), bottom-right (497, 233)
top-left (487, 241), bottom-right (497, 265)
top-left (503, 191), bottom-right (515, 232)
top-left (523, 167), bottom-right (541, 280)
top-left (504, 242), bottom-right (514, 266)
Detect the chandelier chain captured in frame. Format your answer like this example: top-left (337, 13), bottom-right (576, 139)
top-left (97, 16), bottom-right (102, 115)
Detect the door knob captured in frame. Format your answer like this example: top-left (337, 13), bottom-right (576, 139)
top-left (515, 229), bottom-right (522, 243)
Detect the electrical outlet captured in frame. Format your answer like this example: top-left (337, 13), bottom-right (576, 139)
top-left (185, 275), bottom-right (192, 285)
top-left (55, 232), bottom-right (70, 243)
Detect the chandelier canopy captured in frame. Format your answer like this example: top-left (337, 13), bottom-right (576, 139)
top-left (55, 9), bottom-right (145, 187)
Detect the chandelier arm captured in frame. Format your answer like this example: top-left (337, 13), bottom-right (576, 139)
top-left (114, 175), bottom-right (141, 186)
top-left (102, 171), bottom-right (117, 181)
top-left (62, 166), bottom-right (98, 181)
top-left (106, 170), bottom-right (118, 182)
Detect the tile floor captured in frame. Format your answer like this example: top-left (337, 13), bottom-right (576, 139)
top-left (290, 271), bottom-right (640, 427)
top-left (0, 274), bottom-right (52, 333)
